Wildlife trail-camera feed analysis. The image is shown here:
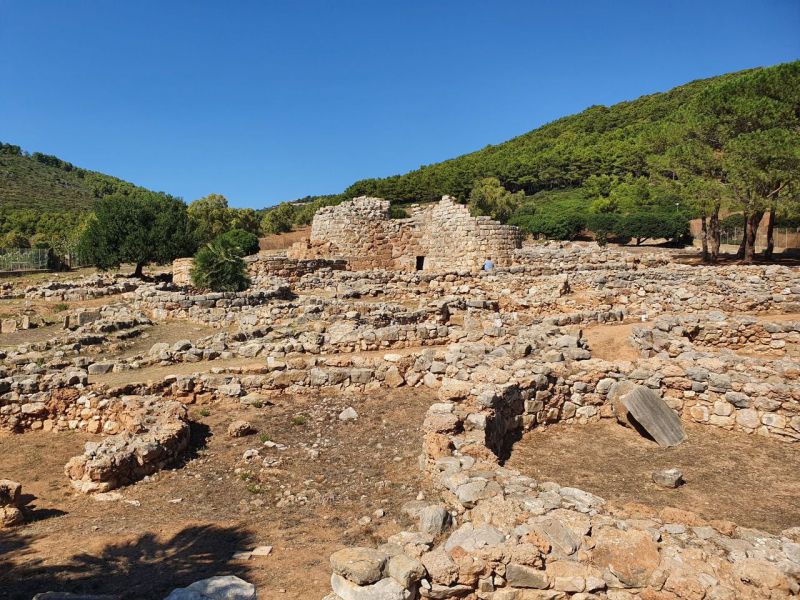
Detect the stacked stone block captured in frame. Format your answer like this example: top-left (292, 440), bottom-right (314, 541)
top-left (288, 195), bottom-right (523, 271)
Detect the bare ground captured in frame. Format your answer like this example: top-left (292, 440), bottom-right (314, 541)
top-left (507, 420), bottom-right (800, 534)
top-left (0, 387), bottom-right (434, 600)
top-left (581, 321), bottom-right (640, 362)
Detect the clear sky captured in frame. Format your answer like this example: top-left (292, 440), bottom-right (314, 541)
top-left (1, 1), bottom-right (798, 209)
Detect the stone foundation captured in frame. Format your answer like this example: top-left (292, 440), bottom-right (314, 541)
top-left (64, 397), bottom-right (190, 493)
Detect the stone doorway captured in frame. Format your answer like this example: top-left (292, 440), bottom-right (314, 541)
top-left (415, 256), bottom-right (425, 271)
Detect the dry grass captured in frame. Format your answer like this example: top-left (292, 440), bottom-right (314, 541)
top-left (258, 228), bottom-right (310, 252)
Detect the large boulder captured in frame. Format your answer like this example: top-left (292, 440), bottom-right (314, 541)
top-left (591, 526), bottom-right (660, 588)
top-left (163, 575), bottom-right (256, 600)
top-left (609, 382), bottom-right (686, 447)
top-left (0, 479), bottom-right (24, 527)
top-left (331, 547), bottom-right (389, 585)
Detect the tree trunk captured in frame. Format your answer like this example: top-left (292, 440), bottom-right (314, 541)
top-left (134, 262), bottom-right (145, 278)
top-left (736, 213), bottom-right (747, 259)
top-left (743, 211), bottom-right (763, 264)
top-left (764, 207), bottom-right (776, 260)
top-left (700, 212), bottom-right (709, 262)
top-left (709, 202), bottom-right (721, 262)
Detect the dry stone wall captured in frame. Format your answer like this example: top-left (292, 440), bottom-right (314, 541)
top-left (288, 196), bottom-right (523, 271)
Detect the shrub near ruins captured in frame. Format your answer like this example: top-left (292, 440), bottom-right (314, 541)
top-left (190, 233), bottom-right (252, 292)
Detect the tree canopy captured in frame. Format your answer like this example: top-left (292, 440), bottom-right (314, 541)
top-left (77, 192), bottom-right (194, 276)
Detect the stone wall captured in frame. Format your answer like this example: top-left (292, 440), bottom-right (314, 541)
top-left (288, 196), bottom-right (523, 271)
top-left (172, 258), bottom-right (194, 286)
top-left (323, 363), bottom-right (800, 600)
top-left (171, 255), bottom-right (347, 287)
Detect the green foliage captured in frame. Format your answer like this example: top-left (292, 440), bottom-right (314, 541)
top-left (188, 194), bottom-right (234, 245)
top-left (261, 202), bottom-right (297, 234)
top-left (190, 234), bottom-right (251, 292)
top-left (217, 228), bottom-right (260, 256)
top-left (230, 208), bottom-right (262, 236)
top-left (468, 177), bottom-right (525, 221)
top-left (187, 194), bottom-right (263, 250)
top-left (1, 230), bottom-right (30, 249)
top-left (258, 195), bottom-right (343, 234)
top-left (0, 142), bottom-right (147, 213)
top-left (585, 212), bottom-right (619, 245)
top-left (616, 211), bottom-right (689, 245)
top-left (389, 204), bottom-right (409, 219)
top-left (332, 61), bottom-right (799, 247)
top-left (77, 191), bottom-right (194, 275)
top-left (509, 190), bottom-right (588, 240)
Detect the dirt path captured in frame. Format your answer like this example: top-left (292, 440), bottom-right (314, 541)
top-left (507, 420), bottom-right (800, 534)
top-left (0, 388), bottom-right (435, 600)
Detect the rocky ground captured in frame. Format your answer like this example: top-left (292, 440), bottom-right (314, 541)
top-left (0, 387), bottom-right (434, 599)
top-left (0, 241), bottom-right (799, 599)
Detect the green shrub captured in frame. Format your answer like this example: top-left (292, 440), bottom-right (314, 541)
top-left (218, 228), bottom-right (260, 256)
top-left (389, 204), bottom-right (409, 219)
top-left (510, 211), bottom-right (585, 240)
top-left (1, 230), bottom-right (30, 249)
top-left (261, 202), bottom-right (297, 235)
top-left (616, 211), bottom-right (689, 245)
top-left (585, 212), bottom-right (619, 246)
top-left (191, 235), bottom-right (251, 292)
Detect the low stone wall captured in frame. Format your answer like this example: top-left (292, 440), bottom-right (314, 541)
top-left (634, 313), bottom-right (800, 358)
top-left (24, 275), bottom-right (139, 301)
top-left (322, 359), bottom-right (800, 600)
top-left (133, 283), bottom-right (294, 326)
top-left (64, 397), bottom-right (190, 493)
top-left (246, 255), bottom-right (347, 279)
top-left (171, 255), bottom-right (347, 287)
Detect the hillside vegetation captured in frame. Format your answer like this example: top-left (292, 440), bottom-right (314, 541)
top-left (269, 61), bottom-right (799, 262)
top-left (0, 143), bottom-right (155, 251)
top-left (0, 143), bottom-right (146, 212)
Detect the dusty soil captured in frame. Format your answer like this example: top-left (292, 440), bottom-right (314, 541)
top-left (0, 387), bottom-right (434, 600)
top-left (581, 321), bottom-right (640, 361)
top-left (507, 420), bottom-right (800, 534)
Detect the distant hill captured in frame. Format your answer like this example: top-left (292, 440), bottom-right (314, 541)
top-left (341, 67), bottom-right (775, 203)
top-left (0, 143), bottom-right (149, 213)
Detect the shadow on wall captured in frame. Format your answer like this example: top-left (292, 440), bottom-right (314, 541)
top-left (0, 524), bottom-right (255, 600)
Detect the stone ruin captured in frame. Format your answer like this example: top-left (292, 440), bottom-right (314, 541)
top-left (64, 397), bottom-right (190, 493)
top-left (288, 196), bottom-right (524, 271)
top-left (2, 241), bottom-right (800, 598)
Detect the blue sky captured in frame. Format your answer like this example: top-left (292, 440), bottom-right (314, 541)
top-left (1, 1), bottom-right (798, 209)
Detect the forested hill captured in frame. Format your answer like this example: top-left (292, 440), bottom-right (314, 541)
top-left (0, 142), bottom-right (150, 212)
top-left (339, 62), bottom-right (796, 203)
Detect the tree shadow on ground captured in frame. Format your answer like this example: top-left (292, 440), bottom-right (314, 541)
top-left (0, 523), bottom-right (255, 600)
